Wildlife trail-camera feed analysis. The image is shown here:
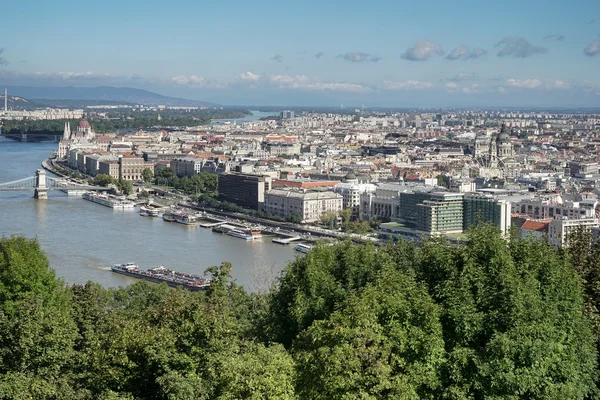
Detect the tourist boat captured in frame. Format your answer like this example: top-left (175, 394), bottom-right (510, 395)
top-left (82, 192), bottom-right (135, 209)
top-left (175, 213), bottom-right (197, 225)
top-left (227, 229), bottom-right (262, 240)
top-left (294, 243), bottom-right (312, 254)
top-left (140, 206), bottom-right (159, 217)
top-left (162, 212), bottom-right (177, 222)
top-left (111, 263), bottom-right (210, 291)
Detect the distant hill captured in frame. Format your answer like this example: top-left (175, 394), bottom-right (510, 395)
top-left (2, 86), bottom-right (217, 107)
top-left (0, 94), bottom-right (48, 110)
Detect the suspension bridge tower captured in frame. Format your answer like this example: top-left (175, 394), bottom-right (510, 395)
top-left (34, 169), bottom-right (48, 199)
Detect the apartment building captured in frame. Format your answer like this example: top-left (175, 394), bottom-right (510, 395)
top-left (98, 160), bottom-right (120, 180)
top-left (119, 155), bottom-right (148, 181)
top-left (548, 217), bottom-right (599, 248)
top-left (264, 189), bottom-right (342, 223)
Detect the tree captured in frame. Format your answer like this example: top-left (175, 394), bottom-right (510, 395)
top-left (211, 342), bottom-right (297, 399)
top-left (157, 168), bottom-right (177, 186)
top-left (142, 168), bottom-right (154, 183)
top-left (288, 212), bottom-right (302, 224)
top-left (319, 211), bottom-right (338, 229)
top-left (90, 174), bottom-right (116, 187)
top-left (117, 179), bottom-right (133, 195)
top-left (339, 208), bottom-right (353, 227)
top-left (0, 236), bottom-right (66, 308)
top-left (293, 266), bottom-right (444, 399)
top-left (0, 236), bottom-right (78, 397)
top-left (414, 226), bottom-right (597, 398)
top-left (267, 241), bottom-right (385, 347)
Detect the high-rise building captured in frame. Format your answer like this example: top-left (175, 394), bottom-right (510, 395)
top-left (463, 192), bottom-right (511, 235)
top-left (280, 110), bottom-right (295, 119)
top-left (218, 173), bottom-right (272, 210)
top-left (416, 192), bottom-right (464, 235)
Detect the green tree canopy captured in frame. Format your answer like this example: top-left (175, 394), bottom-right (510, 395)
top-left (90, 174), bottom-right (116, 187)
top-left (141, 168), bottom-right (154, 183)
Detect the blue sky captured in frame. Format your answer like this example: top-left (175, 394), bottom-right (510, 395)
top-left (0, 0), bottom-right (599, 107)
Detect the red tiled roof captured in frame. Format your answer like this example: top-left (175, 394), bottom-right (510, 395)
top-left (521, 220), bottom-right (550, 232)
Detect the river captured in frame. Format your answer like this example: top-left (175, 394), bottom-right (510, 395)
top-left (210, 110), bottom-right (278, 126)
top-left (0, 137), bottom-right (296, 291)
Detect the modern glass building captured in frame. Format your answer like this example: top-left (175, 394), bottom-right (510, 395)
top-left (463, 192), bottom-right (511, 235)
top-left (416, 192), bottom-right (465, 234)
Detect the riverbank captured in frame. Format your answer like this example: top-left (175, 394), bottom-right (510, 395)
top-left (42, 157), bottom-right (376, 244)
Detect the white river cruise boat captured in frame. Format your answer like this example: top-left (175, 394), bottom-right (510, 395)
top-left (227, 229), bottom-right (262, 240)
top-left (82, 192), bottom-right (135, 209)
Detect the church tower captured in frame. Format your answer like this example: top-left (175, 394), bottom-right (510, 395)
top-left (63, 122), bottom-right (70, 140)
top-left (489, 132), bottom-right (498, 168)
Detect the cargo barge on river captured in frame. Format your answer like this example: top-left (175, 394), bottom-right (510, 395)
top-left (111, 263), bottom-right (210, 291)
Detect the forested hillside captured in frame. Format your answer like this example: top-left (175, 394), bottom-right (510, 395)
top-left (0, 226), bottom-right (598, 399)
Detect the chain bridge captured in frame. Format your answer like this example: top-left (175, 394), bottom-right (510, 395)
top-left (0, 170), bottom-right (110, 199)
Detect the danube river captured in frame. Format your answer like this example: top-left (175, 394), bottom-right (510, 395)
top-left (0, 137), bottom-right (296, 291)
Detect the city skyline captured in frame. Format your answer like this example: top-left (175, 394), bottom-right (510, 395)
top-left (0, 0), bottom-right (599, 107)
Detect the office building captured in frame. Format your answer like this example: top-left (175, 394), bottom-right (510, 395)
top-left (416, 192), bottom-right (465, 235)
top-left (463, 192), bottom-right (511, 235)
top-left (218, 173), bottom-right (273, 210)
top-left (264, 189), bottom-right (342, 223)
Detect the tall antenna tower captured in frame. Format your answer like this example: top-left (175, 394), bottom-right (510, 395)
top-left (4, 88), bottom-right (7, 113)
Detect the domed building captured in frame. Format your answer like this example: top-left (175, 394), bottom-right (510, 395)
top-left (334, 171), bottom-right (377, 217)
top-left (472, 123), bottom-right (517, 178)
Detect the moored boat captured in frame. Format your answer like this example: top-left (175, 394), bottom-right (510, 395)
top-left (294, 243), bottom-right (312, 254)
top-left (140, 206), bottom-right (159, 217)
top-left (227, 229), bottom-right (262, 240)
top-left (175, 213), bottom-right (197, 225)
top-left (83, 192), bottom-right (135, 209)
top-left (162, 212), bottom-right (177, 222)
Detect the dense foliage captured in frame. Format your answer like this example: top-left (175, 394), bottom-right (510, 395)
top-left (0, 226), bottom-right (599, 399)
top-left (154, 169), bottom-right (218, 197)
top-left (1, 109), bottom-right (251, 135)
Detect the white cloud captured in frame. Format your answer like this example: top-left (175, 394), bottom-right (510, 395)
top-left (584, 40), bottom-right (600, 57)
top-left (270, 74), bottom-right (371, 92)
top-left (337, 52), bottom-right (381, 63)
top-left (547, 80), bottom-right (570, 89)
top-left (495, 37), bottom-right (547, 58)
top-left (171, 75), bottom-right (205, 86)
top-left (450, 72), bottom-right (478, 81)
top-left (238, 71), bottom-right (261, 82)
top-left (446, 46), bottom-right (487, 61)
top-left (32, 71), bottom-right (113, 80)
top-left (506, 78), bottom-right (572, 90)
top-left (401, 40), bottom-right (444, 61)
top-left (507, 78), bottom-right (543, 89)
top-left (462, 83), bottom-right (480, 94)
top-left (382, 80), bottom-right (434, 90)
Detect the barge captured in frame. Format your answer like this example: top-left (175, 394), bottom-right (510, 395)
top-left (111, 263), bottom-right (210, 291)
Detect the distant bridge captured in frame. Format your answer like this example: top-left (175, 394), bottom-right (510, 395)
top-left (0, 170), bottom-right (110, 199)
top-left (1, 131), bottom-right (63, 142)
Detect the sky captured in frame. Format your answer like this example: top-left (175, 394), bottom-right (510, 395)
top-left (0, 0), bottom-right (599, 107)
